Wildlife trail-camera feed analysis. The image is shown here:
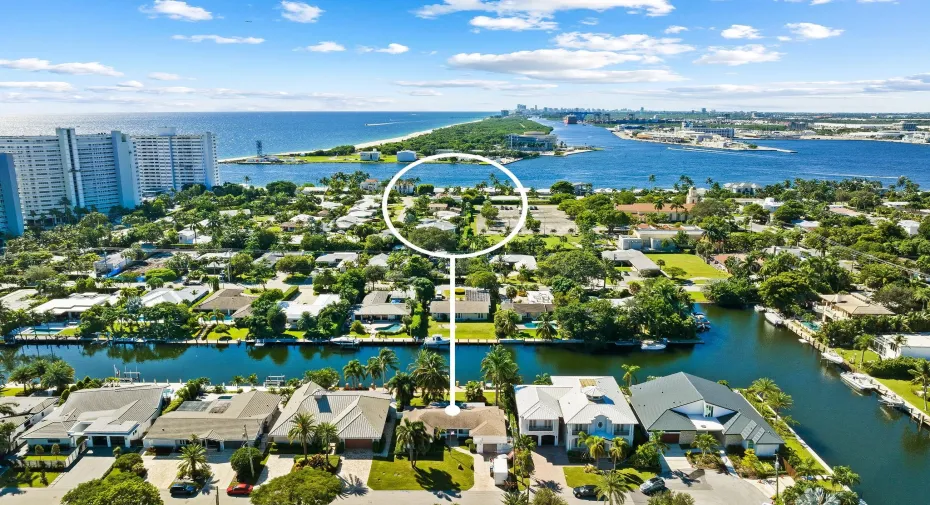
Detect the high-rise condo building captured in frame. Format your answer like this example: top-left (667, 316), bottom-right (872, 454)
top-left (0, 127), bottom-right (219, 236)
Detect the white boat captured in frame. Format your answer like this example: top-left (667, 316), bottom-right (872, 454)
top-left (840, 372), bottom-right (875, 392)
top-left (764, 311), bottom-right (784, 327)
top-left (753, 305), bottom-right (766, 313)
top-left (640, 339), bottom-right (668, 351)
top-left (329, 336), bottom-right (360, 347)
top-left (694, 314), bottom-right (711, 332)
top-left (878, 393), bottom-right (905, 409)
top-left (821, 350), bottom-right (845, 365)
top-left (423, 335), bottom-right (450, 348)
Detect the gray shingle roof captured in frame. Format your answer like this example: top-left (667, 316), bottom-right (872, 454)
top-left (146, 391), bottom-right (281, 442)
top-left (405, 406), bottom-right (507, 437)
top-left (269, 382), bottom-right (391, 440)
top-left (629, 373), bottom-right (783, 445)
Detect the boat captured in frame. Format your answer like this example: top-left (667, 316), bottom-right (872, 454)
top-left (694, 313), bottom-right (711, 332)
top-left (753, 305), bottom-right (766, 313)
top-left (640, 339), bottom-right (668, 351)
top-left (328, 336), bottom-right (360, 347)
top-left (423, 335), bottom-right (450, 348)
top-left (254, 340), bottom-right (265, 347)
top-left (840, 372), bottom-right (875, 392)
top-left (878, 393), bottom-right (906, 410)
top-left (764, 311), bottom-right (784, 327)
top-left (821, 350), bottom-right (845, 365)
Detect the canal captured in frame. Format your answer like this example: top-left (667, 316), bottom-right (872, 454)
top-left (6, 306), bottom-right (928, 504)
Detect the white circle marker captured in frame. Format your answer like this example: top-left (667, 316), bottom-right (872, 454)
top-left (380, 152), bottom-right (529, 416)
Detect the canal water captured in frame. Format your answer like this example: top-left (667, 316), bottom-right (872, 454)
top-left (7, 306), bottom-right (928, 504)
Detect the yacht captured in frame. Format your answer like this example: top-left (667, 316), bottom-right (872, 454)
top-left (840, 372), bottom-right (875, 392)
top-left (694, 313), bottom-right (711, 332)
top-left (764, 311), bottom-right (784, 327)
top-left (423, 335), bottom-right (450, 348)
top-left (329, 336), bottom-right (360, 347)
top-left (821, 350), bottom-right (845, 365)
top-left (878, 393), bottom-right (906, 410)
top-left (640, 339), bottom-right (668, 351)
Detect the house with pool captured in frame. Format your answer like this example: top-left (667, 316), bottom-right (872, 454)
top-left (353, 291), bottom-right (409, 323)
top-left (515, 376), bottom-right (638, 450)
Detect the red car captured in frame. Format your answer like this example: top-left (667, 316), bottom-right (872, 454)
top-left (227, 483), bottom-right (253, 496)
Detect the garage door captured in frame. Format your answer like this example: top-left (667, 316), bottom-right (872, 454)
top-left (660, 433), bottom-right (680, 444)
top-left (541, 435), bottom-right (556, 446)
top-left (109, 436), bottom-right (126, 447)
top-left (92, 436), bottom-right (109, 447)
top-left (344, 439), bottom-right (372, 450)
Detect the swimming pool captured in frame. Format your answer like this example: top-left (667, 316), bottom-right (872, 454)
top-left (801, 321), bottom-right (821, 331)
top-left (378, 323), bottom-right (404, 333)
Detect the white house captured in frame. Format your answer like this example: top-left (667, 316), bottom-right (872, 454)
top-left (360, 178), bottom-right (380, 191)
top-left (491, 254), bottom-right (538, 271)
top-left (899, 219), bottom-right (921, 236)
top-left (874, 333), bottom-right (930, 360)
top-left (516, 376), bottom-right (638, 450)
top-left (397, 150), bottom-right (417, 162)
top-left (178, 228), bottom-right (211, 245)
top-left (315, 252), bottom-right (358, 270)
top-left (416, 219), bottom-right (456, 232)
top-left (140, 287), bottom-right (208, 307)
top-left (278, 294), bottom-right (342, 327)
top-left (33, 293), bottom-right (119, 320)
top-left (360, 150), bottom-right (381, 161)
top-left (0, 396), bottom-right (58, 446)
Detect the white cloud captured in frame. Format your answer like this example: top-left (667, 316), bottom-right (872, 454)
top-left (415, 0), bottom-right (675, 18)
top-left (83, 84), bottom-right (395, 107)
top-left (553, 32), bottom-right (694, 56)
top-left (580, 17), bottom-right (599, 25)
top-left (0, 81), bottom-right (74, 92)
top-left (664, 25), bottom-right (687, 34)
top-left (117, 80), bottom-right (145, 88)
top-left (172, 34), bottom-right (265, 44)
top-left (777, 36), bottom-right (793, 42)
top-left (139, 0), bottom-right (212, 21)
top-left (721, 24), bottom-right (762, 39)
top-left (360, 43), bottom-right (410, 54)
top-left (811, 0), bottom-right (833, 5)
top-left (785, 22), bottom-right (843, 40)
top-left (280, 1), bottom-right (323, 23)
top-left (469, 15), bottom-right (558, 31)
top-left (0, 58), bottom-right (122, 77)
top-left (394, 79), bottom-right (558, 91)
top-left (858, 0), bottom-right (897, 3)
top-left (148, 72), bottom-right (182, 81)
top-left (297, 41), bottom-right (346, 52)
top-left (447, 49), bottom-right (683, 82)
top-left (407, 89), bottom-right (444, 96)
top-left (694, 45), bottom-right (782, 66)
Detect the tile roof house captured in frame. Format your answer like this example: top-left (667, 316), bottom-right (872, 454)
top-left (195, 288), bottom-right (253, 316)
top-left (269, 382), bottom-right (392, 449)
top-left (430, 289), bottom-right (491, 321)
top-left (315, 252), bottom-right (359, 271)
top-left (818, 292), bottom-right (894, 321)
top-left (140, 287), bottom-right (209, 307)
top-left (405, 406), bottom-right (509, 454)
top-left (629, 373), bottom-right (784, 457)
top-left (516, 376), bottom-right (638, 451)
top-left (0, 396), bottom-right (59, 445)
top-left (144, 390), bottom-right (281, 451)
top-left (353, 291), bottom-right (409, 322)
top-left (20, 384), bottom-right (167, 449)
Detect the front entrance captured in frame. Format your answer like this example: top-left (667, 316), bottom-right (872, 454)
top-left (109, 436), bottom-right (126, 447)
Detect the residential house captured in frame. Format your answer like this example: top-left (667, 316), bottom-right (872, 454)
top-left (0, 289), bottom-right (38, 311)
top-left (360, 150), bottom-right (381, 161)
top-left (315, 252), bottom-right (359, 271)
top-left (618, 225), bottom-right (705, 251)
top-left (396, 151), bottom-right (417, 162)
top-left (269, 382), bottom-right (392, 449)
top-left (368, 253), bottom-right (389, 268)
top-left (500, 301), bottom-right (554, 321)
top-left (144, 390), bottom-right (281, 451)
top-left (395, 181), bottom-right (415, 195)
top-left (416, 219), bottom-right (456, 232)
top-left (601, 249), bottom-right (660, 274)
top-left (279, 294), bottom-right (342, 327)
top-left (360, 178), bottom-right (380, 191)
top-left (515, 376), bottom-right (638, 450)
top-left (874, 333), bottom-right (930, 360)
top-left (762, 246), bottom-right (813, 260)
top-left (724, 182), bottom-right (761, 196)
top-left (353, 291), bottom-right (408, 322)
top-left (33, 293), bottom-right (119, 320)
top-left (430, 289), bottom-right (491, 321)
top-left (818, 292), bottom-right (893, 322)
top-left (20, 384), bottom-right (167, 449)
top-left (629, 372), bottom-right (783, 457)
top-left (178, 228), bottom-right (211, 245)
top-left (491, 254), bottom-right (538, 271)
top-left (195, 288), bottom-right (252, 318)
top-left (140, 287), bottom-right (208, 307)
top-left (899, 220), bottom-right (921, 236)
top-left (405, 406), bottom-right (509, 454)
top-left (94, 253), bottom-right (130, 276)
top-left (0, 396), bottom-right (58, 446)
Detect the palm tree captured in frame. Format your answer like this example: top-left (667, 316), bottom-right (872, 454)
top-left (909, 359), bottom-right (930, 412)
top-left (621, 364), bottom-right (640, 388)
top-left (376, 348), bottom-right (399, 388)
top-left (387, 372), bottom-right (417, 411)
top-left (648, 431), bottom-right (670, 457)
top-left (609, 438), bottom-right (629, 469)
top-left (829, 465), bottom-right (860, 488)
top-left (0, 402), bottom-right (17, 417)
top-left (795, 487), bottom-right (842, 505)
top-left (481, 345), bottom-right (519, 407)
top-left (586, 435), bottom-right (607, 468)
top-left (314, 422), bottom-right (340, 456)
top-left (287, 412), bottom-right (317, 463)
top-left (792, 457), bottom-right (823, 480)
top-left (596, 470), bottom-right (642, 505)
top-left (855, 334), bottom-right (875, 367)
top-left (366, 357), bottom-right (382, 388)
top-left (767, 391), bottom-right (793, 421)
top-left (891, 334), bottom-right (908, 355)
top-left (501, 491), bottom-right (528, 505)
top-left (231, 375), bottom-right (245, 390)
top-left (748, 378), bottom-right (781, 403)
top-left (395, 418), bottom-right (430, 467)
top-left (692, 433), bottom-right (718, 464)
top-left (177, 443), bottom-right (208, 479)
top-left (410, 350), bottom-right (449, 404)
top-left (535, 313), bottom-right (556, 341)
top-left (343, 359), bottom-right (366, 389)
top-left (246, 373), bottom-right (259, 390)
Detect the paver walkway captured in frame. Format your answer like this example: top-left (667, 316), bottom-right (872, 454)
top-left (453, 448), bottom-right (498, 492)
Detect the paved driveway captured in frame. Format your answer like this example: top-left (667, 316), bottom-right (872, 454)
top-left (51, 448), bottom-right (115, 491)
top-left (259, 454), bottom-right (294, 485)
top-left (144, 454), bottom-right (183, 489)
top-left (339, 450), bottom-right (374, 494)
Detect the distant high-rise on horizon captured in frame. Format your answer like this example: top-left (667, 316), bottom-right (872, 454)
top-left (0, 127), bottom-right (219, 235)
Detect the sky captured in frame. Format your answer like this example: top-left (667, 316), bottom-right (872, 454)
top-left (0, 0), bottom-right (927, 113)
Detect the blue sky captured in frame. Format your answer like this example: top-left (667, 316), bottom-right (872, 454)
top-left (0, 0), bottom-right (927, 113)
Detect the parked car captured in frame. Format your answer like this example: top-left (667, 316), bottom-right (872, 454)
top-left (639, 477), bottom-right (666, 495)
top-left (227, 483), bottom-right (253, 495)
top-left (169, 481), bottom-right (198, 497)
top-left (573, 484), bottom-right (598, 498)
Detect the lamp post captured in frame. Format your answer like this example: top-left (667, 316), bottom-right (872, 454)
top-left (774, 458), bottom-right (780, 503)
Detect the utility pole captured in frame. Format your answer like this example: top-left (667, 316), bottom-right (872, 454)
top-left (244, 424), bottom-right (254, 477)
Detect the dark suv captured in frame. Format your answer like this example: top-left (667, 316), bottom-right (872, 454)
top-left (169, 481), bottom-right (198, 496)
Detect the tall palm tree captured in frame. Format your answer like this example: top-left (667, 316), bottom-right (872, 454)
top-left (648, 431), bottom-right (670, 457)
top-left (792, 458), bottom-right (823, 480)
top-left (596, 470), bottom-right (642, 505)
top-left (0, 402), bottom-right (17, 416)
top-left (387, 371), bottom-right (417, 411)
top-left (855, 334), bottom-right (875, 367)
top-left (609, 438), bottom-right (629, 469)
top-left (767, 391), bottom-right (793, 420)
top-left (287, 412), bottom-right (316, 462)
top-left (692, 433), bottom-right (718, 464)
top-left (621, 364), bottom-right (640, 387)
top-left (177, 443), bottom-right (208, 479)
top-left (748, 378), bottom-right (781, 403)
top-left (410, 350), bottom-right (449, 404)
top-left (376, 348), bottom-right (399, 388)
top-left (395, 418), bottom-right (430, 467)
top-left (586, 435), bottom-right (608, 468)
top-left (481, 345), bottom-right (519, 407)
top-left (909, 359), bottom-right (930, 412)
top-left (343, 359), bottom-right (367, 389)
top-left (535, 313), bottom-right (556, 341)
top-left (366, 357), bottom-right (382, 388)
top-left (231, 375), bottom-right (245, 389)
top-left (314, 422), bottom-right (340, 456)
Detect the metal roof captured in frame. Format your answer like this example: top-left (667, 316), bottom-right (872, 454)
top-left (269, 382), bottom-right (391, 441)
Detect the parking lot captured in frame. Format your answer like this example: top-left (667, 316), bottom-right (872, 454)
top-left (478, 204), bottom-right (576, 236)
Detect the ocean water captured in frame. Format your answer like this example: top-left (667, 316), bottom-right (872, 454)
top-left (1, 112), bottom-right (928, 188)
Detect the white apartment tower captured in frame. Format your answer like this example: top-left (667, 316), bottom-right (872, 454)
top-left (0, 127), bottom-right (219, 236)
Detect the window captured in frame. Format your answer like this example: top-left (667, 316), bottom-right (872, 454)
top-left (704, 403), bottom-right (714, 418)
top-left (747, 440), bottom-right (755, 450)
top-left (528, 420), bottom-right (553, 432)
top-left (47, 439), bottom-right (60, 444)
top-left (613, 424), bottom-right (630, 436)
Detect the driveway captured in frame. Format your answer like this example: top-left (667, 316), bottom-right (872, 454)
top-left (455, 448), bottom-right (497, 492)
top-left (529, 447), bottom-right (569, 493)
top-left (50, 448), bottom-right (115, 491)
top-left (259, 454), bottom-right (294, 485)
top-left (339, 450), bottom-right (374, 495)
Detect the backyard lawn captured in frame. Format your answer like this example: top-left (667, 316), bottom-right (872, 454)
top-left (877, 378), bottom-right (929, 415)
top-left (409, 391), bottom-right (498, 407)
top-left (689, 291), bottom-right (708, 303)
top-left (206, 327), bottom-right (249, 341)
top-left (1, 387), bottom-right (25, 397)
top-left (0, 469), bottom-right (62, 488)
top-left (645, 254), bottom-right (729, 280)
top-left (428, 320), bottom-right (538, 340)
top-left (834, 348), bottom-right (880, 369)
top-left (562, 467), bottom-right (654, 488)
top-left (368, 447), bottom-right (474, 491)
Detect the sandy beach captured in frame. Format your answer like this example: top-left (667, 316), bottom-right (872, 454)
top-left (219, 118), bottom-right (484, 163)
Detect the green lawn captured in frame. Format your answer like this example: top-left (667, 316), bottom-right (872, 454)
top-left (368, 447), bottom-right (474, 491)
top-left (0, 469), bottom-right (62, 488)
top-left (645, 254), bottom-right (729, 280)
top-left (784, 436), bottom-right (826, 473)
top-left (409, 391), bottom-right (498, 407)
top-left (1, 387), bottom-right (25, 397)
top-left (877, 378), bottom-right (929, 415)
top-left (689, 291), bottom-right (708, 303)
top-left (427, 320), bottom-right (538, 340)
top-left (24, 455), bottom-right (68, 461)
top-left (206, 327), bottom-right (249, 341)
top-left (834, 348), bottom-right (880, 369)
top-left (58, 327), bottom-right (78, 337)
top-left (562, 467), bottom-right (655, 488)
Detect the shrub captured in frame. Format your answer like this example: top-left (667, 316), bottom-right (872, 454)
top-left (866, 356), bottom-right (922, 379)
top-left (350, 320), bottom-right (365, 334)
top-left (230, 446), bottom-right (264, 479)
top-left (112, 453), bottom-right (143, 472)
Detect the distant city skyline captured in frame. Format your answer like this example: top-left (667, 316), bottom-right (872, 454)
top-left (1, 0), bottom-right (928, 113)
